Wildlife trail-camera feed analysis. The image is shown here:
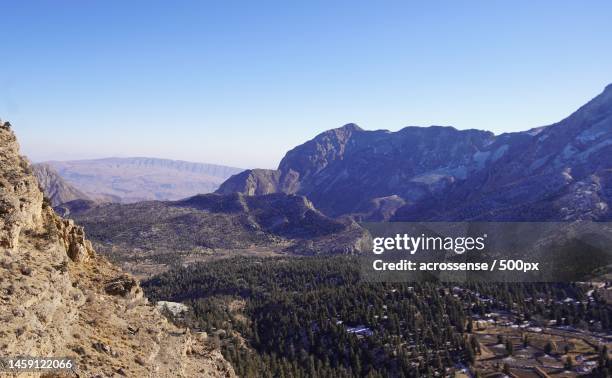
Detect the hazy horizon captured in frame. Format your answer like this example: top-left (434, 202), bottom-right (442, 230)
top-left (33, 155), bottom-right (245, 169)
top-left (2, 1), bottom-right (611, 168)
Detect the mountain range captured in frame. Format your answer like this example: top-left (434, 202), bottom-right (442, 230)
top-left (36, 157), bottom-right (243, 203)
top-left (218, 84), bottom-right (612, 221)
top-left (37, 85), bottom-right (611, 222)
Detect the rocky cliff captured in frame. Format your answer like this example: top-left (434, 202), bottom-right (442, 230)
top-left (33, 163), bottom-right (91, 206)
top-left (0, 121), bottom-right (234, 377)
top-left (217, 85), bottom-right (612, 221)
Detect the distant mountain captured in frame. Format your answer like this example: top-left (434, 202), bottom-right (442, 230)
top-left (64, 192), bottom-right (367, 277)
top-left (218, 84), bottom-right (612, 221)
top-left (42, 157), bottom-right (243, 203)
top-left (32, 163), bottom-right (91, 206)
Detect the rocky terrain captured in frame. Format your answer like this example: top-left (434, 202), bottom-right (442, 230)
top-left (39, 157), bottom-right (243, 203)
top-left (60, 192), bottom-right (368, 278)
top-left (32, 163), bottom-right (92, 206)
top-left (218, 84), bottom-right (612, 221)
top-left (0, 121), bottom-right (234, 377)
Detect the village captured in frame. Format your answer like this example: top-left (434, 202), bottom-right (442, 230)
top-left (332, 283), bottom-right (611, 377)
top-left (454, 284), bottom-right (611, 377)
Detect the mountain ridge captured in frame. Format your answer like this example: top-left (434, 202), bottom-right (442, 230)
top-left (217, 84), bottom-right (612, 221)
top-left (39, 157), bottom-right (244, 204)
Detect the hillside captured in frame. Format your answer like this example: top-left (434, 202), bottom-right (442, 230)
top-left (64, 192), bottom-right (368, 278)
top-left (218, 85), bottom-right (612, 221)
top-left (42, 157), bottom-right (243, 203)
top-left (0, 121), bottom-right (234, 377)
top-left (32, 162), bottom-right (91, 206)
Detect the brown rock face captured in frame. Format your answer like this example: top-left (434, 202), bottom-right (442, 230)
top-left (32, 163), bottom-right (91, 206)
top-left (0, 122), bottom-right (44, 248)
top-left (0, 121), bottom-right (235, 377)
top-left (53, 217), bottom-right (95, 262)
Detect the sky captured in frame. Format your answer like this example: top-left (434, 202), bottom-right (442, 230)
top-left (1, 1), bottom-right (611, 169)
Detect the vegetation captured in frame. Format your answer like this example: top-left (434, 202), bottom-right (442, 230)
top-left (143, 256), bottom-right (612, 377)
top-left (69, 194), bottom-right (366, 275)
top-left (144, 256), bottom-right (470, 377)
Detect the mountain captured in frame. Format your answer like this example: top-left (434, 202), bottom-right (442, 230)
top-left (32, 163), bottom-right (92, 206)
top-left (62, 192), bottom-right (367, 278)
top-left (218, 85), bottom-right (612, 221)
top-left (394, 84), bottom-right (612, 221)
top-left (41, 157), bottom-right (244, 203)
top-left (215, 124), bottom-right (498, 218)
top-left (0, 121), bottom-right (234, 377)
top-left (216, 124), bottom-right (498, 217)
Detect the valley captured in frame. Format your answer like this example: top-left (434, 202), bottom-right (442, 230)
top-left (58, 192), bottom-right (367, 278)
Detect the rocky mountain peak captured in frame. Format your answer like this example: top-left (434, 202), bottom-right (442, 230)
top-left (338, 122), bottom-right (363, 132)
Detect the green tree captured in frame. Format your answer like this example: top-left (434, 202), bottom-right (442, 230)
top-left (544, 341), bottom-right (553, 355)
top-left (506, 339), bottom-right (514, 356)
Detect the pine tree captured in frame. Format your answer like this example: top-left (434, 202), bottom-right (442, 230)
top-left (505, 339), bottom-right (514, 356)
top-left (544, 341), bottom-right (553, 355)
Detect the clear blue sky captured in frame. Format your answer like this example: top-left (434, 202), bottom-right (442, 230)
top-left (1, 1), bottom-right (611, 168)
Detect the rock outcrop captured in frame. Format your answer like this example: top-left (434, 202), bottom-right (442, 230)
top-left (0, 121), bottom-right (234, 377)
top-left (215, 169), bottom-right (281, 196)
